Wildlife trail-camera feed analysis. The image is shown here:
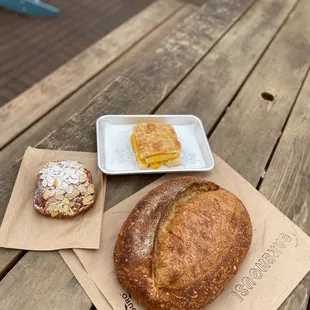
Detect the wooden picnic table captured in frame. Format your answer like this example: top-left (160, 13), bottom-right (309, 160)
top-left (0, 0), bottom-right (309, 309)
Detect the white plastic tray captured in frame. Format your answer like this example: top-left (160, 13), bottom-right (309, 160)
top-left (96, 115), bottom-right (214, 175)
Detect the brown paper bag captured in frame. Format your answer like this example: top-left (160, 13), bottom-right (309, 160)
top-left (0, 147), bottom-right (106, 250)
top-left (63, 154), bottom-right (310, 309)
top-left (60, 249), bottom-right (113, 310)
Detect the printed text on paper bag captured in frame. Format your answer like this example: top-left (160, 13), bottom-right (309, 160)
top-left (231, 233), bottom-right (297, 302)
top-left (122, 293), bottom-right (137, 310)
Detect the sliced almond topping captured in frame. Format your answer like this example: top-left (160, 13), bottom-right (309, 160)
top-left (82, 196), bottom-right (93, 206)
top-left (70, 173), bottom-right (79, 179)
top-left (80, 186), bottom-right (87, 195)
top-left (48, 197), bottom-right (57, 204)
top-left (69, 201), bottom-right (75, 208)
top-left (47, 188), bottom-right (55, 197)
top-left (48, 202), bottom-right (57, 209)
top-left (52, 204), bottom-right (63, 212)
top-left (42, 179), bottom-right (47, 187)
top-left (88, 184), bottom-right (95, 194)
top-left (43, 191), bottom-right (49, 200)
top-left (47, 177), bottom-right (54, 187)
top-left (80, 173), bottom-right (87, 183)
top-left (63, 205), bottom-right (69, 212)
top-left (55, 194), bottom-right (64, 201)
top-left (60, 181), bottom-right (69, 189)
top-left (50, 211), bottom-right (58, 217)
top-left (63, 198), bottom-right (70, 205)
top-left (67, 186), bottom-right (74, 194)
top-left (57, 189), bottom-right (66, 195)
top-left (69, 177), bottom-right (79, 185)
top-left (66, 193), bottom-right (76, 200)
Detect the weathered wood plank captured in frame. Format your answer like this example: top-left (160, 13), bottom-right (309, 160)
top-left (259, 70), bottom-right (310, 310)
top-left (0, 248), bottom-right (24, 280)
top-left (0, 251), bottom-right (92, 310)
top-left (60, 249), bottom-right (113, 310)
top-left (0, 4), bottom-right (198, 282)
top-left (0, 4), bottom-right (198, 169)
top-left (156, 0), bottom-right (299, 133)
top-left (0, 0), bottom-right (184, 149)
top-left (209, 0), bottom-right (310, 187)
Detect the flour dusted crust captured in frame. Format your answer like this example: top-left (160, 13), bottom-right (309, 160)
top-left (134, 122), bottom-right (181, 158)
top-left (34, 160), bottom-right (96, 219)
top-left (114, 176), bottom-right (252, 310)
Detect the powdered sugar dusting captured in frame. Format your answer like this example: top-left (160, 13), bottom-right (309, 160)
top-left (131, 194), bottom-right (163, 259)
top-left (39, 160), bottom-right (87, 192)
top-left (129, 177), bottom-right (199, 259)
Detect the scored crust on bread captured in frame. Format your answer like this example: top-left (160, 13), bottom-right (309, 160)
top-left (34, 160), bottom-right (96, 219)
top-left (114, 176), bottom-right (252, 310)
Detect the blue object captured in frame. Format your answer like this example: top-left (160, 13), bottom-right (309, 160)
top-left (0, 0), bottom-right (59, 17)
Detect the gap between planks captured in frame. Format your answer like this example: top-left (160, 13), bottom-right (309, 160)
top-left (256, 65), bottom-right (310, 191)
top-left (206, 0), bottom-right (301, 140)
top-left (207, 0), bottom-right (310, 187)
top-left (258, 66), bottom-right (310, 310)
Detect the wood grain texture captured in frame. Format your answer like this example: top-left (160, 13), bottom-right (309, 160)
top-left (0, 4), bottom-right (198, 169)
top-left (0, 0), bottom-right (184, 149)
top-left (259, 70), bottom-right (310, 310)
top-left (209, 0), bottom-right (310, 187)
top-left (0, 251), bottom-right (92, 310)
top-left (156, 0), bottom-right (299, 133)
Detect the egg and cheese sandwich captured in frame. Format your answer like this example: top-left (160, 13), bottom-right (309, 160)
top-left (131, 122), bottom-right (182, 169)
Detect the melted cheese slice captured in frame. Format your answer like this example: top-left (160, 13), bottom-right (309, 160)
top-left (131, 134), bottom-right (180, 169)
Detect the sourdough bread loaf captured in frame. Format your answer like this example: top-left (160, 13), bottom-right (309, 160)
top-left (114, 176), bottom-right (252, 310)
